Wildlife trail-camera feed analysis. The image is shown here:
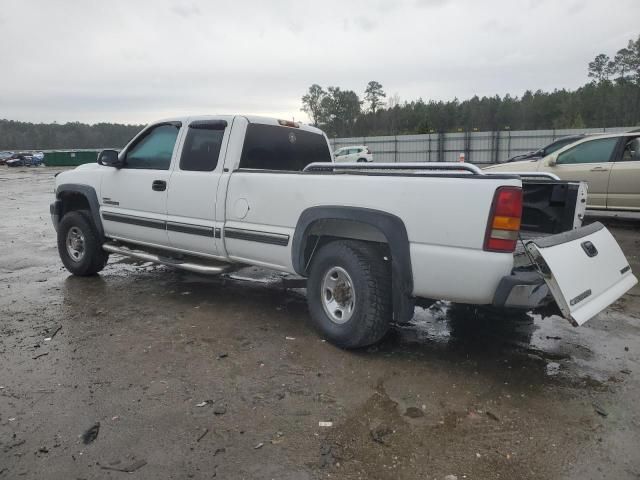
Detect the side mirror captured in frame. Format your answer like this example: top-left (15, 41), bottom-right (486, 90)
top-left (98, 149), bottom-right (122, 168)
top-left (547, 154), bottom-right (558, 167)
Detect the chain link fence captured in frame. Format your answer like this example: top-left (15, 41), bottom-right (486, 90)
top-left (329, 126), bottom-right (634, 164)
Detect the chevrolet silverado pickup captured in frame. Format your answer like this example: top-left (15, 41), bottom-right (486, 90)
top-left (50, 115), bottom-right (637, 348)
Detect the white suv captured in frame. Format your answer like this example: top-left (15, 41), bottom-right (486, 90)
top-left (333, 145), bottom-right (373, 163)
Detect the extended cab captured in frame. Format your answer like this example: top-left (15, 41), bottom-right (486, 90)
top-left (51, 115), bottom-right (637, 348)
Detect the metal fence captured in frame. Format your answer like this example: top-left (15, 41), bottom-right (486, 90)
top-left (329, 126), bottom-right (635, 164)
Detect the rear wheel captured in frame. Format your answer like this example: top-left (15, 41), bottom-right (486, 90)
top-left (307, 240), bottom-right (392, 348)
top-left (57, 210), bottom-right (108, 276)
top-left (357, 158), bottom-right (368, 163)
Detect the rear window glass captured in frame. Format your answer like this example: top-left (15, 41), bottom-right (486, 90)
top-left (239, 124), bottom-right (331, 171)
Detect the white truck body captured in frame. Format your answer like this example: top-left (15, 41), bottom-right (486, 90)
top-left (50, 115), bottom-right (637, 347)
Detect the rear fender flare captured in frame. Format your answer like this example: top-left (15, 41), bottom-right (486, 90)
top-left (292, 206), bottom-right (414, 323)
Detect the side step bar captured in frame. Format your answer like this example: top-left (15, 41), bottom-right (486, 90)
top-left (103, 242), bottom-right (233, 275)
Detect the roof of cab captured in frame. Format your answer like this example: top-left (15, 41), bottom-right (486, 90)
top-left (147, 115), bottom-right (325, 136)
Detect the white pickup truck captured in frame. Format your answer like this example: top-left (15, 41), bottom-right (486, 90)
top-left (50, 115), bottom-right (637, 348)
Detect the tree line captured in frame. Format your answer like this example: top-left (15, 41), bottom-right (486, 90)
top-left (1, 35), bottom-right (639, 150)
top-left (302, 34), bottom-right (640, 138)
top-left (0, 120), bottom-right (143, 151)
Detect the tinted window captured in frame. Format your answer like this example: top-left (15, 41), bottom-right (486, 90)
top-left (556, 138), bottom-right (618, 165)
top-left (545, 137), bottom-right (582, 155)
top-left (125, 124), bottom-right (180, 170)
top-left (621, 137), bottom-right (640, 162)
top-left (180, 122), bottom-right (225, 171)
top-left (240, 124), bottom-right (331, 171)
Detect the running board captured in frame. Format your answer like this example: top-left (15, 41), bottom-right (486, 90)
top-left (102, 242), bottom-right (233, 275)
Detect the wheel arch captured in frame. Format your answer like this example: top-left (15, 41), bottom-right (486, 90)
top-left (292, 206), bottom-right (414, 323)
top-left (56, 184), bottom-right (104, 242)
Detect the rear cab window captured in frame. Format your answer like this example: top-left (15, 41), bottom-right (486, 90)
top-left (239, 123), bottom-right (331, 171)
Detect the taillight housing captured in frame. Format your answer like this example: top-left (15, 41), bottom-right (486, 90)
top-left (484, 186), bottom-right (523, 253)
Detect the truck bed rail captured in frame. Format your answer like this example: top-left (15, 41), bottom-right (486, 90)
top-left (303, 162), bottom-right (483, 175)
top-left (484, 171), bottom-right (561, 181)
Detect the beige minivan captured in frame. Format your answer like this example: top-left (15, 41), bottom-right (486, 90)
top-left (484, 133), bottom-right (640, 211)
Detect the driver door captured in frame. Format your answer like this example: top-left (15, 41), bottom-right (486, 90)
top-left (100, 122), bottom-right (183, 247)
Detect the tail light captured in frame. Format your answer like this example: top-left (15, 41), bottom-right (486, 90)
top-left (484, 186), bottom-right (522, 253)
top-left (367, 148), bottom-right (372, 154)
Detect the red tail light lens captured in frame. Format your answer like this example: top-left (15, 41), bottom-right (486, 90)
top-left (484, 186), bottom-right (523, 253)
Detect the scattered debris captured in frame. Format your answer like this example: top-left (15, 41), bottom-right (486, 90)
top-left (319, 442), bottom-right (335, 468)
top-left (3, 439), bottom-right (25, 452)
top-left (100, 459), bottom-right (147, 473)
top-left (620, 369), bottom-right (632, 375)
top-left (213, 447), bottom-right (226, 456)
top-left (217, 353), bottom-right (228, 359)
top-left (254, 442), bottom-right (264, 449)
top-left (444, 475), bottom-right (458, 480)
top-left (624, 346), bottom-right (629, 352)
top-left (196, 429), bottom-right (209, 442)
top-left (196, 400), bottom-right (213, 407)
top-left (213, 405), bottom-right (227, 415)
top-left (370, 425), bottom-right (393, 445)
top-left (546, 362), bottom-right (561, 376)
top-left (404, 407), bottom-right (425, 419)
top-left (593, 403), bottom-right (609, 417)
top-left (285, 336), bottom-right (296, 340)
top-left (318, 421), bottom-right (333, 427)
top-left (82, 423), bottom-right (100, 444)
top-left (486, 411), bottom-right (500, 422)
top-left (47, 325), bottom-right (63, 340)
top-left (32, 352), bottom-right (49, 360)
top-left (38, 446), bottom-right (49, 453)
top-left (545, 335), bottom-right (562, 340)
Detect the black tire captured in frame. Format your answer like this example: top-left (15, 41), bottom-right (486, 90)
top-left (57, 210), bottom-right (108, 276)
top-left (307, 240), bottom-right (392, 348)
top-left (357, 158), bottom-right (368, 163)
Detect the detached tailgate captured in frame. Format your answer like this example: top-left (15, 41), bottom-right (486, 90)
top-left (525, 222), bottom-right (637, 326)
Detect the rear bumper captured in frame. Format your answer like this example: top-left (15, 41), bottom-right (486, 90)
top-left (492, 270), bottom-right (550, 309)
top-left (50, 200), bottom-right (62, 231)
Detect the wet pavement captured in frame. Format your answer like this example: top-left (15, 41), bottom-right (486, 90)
top-left (1, 167), bottom-right (639, 479)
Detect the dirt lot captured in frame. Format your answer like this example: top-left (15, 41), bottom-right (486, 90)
top-left (1, 167), bottom-right (640, 480)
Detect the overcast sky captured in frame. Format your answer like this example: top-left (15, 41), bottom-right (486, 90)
top-left (1, 0), bottom-right (638, 124)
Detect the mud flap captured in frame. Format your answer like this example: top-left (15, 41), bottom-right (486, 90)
top-left (525, 222), bottom-right (637, 326)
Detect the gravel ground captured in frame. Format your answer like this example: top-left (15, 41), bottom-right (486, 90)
top-left (1, 167), bottom-right (639, 480)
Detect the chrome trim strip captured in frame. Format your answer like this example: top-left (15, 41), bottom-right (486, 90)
top-left (224, 227), bottom-right (290, 246)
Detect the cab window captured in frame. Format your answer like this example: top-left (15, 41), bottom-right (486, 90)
top-left (556, 138), bottom-right (618, 165)
top-left (125, 123), bottom-right (181, 170)
top-left (180, 121), bottom-right (226, 171)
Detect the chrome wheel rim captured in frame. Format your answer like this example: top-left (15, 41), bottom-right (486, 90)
top-left (66, 226), bottom-right (86, 262)
top-left (321, 266), bottom-right (355, 324)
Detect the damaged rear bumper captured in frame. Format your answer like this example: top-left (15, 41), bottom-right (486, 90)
top-left (492, 270), bottom-right (550, 309)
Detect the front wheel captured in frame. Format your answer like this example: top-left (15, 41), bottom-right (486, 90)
top-left (57, 210), bottom-right (108, 276)
top-left (307, 240), bottom-right (392, 348)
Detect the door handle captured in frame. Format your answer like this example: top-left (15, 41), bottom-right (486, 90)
top-left (152, 180), bottom-right (167, 191)
top-left (590, 167), bottom-right (607, 172)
